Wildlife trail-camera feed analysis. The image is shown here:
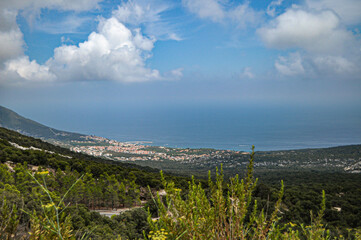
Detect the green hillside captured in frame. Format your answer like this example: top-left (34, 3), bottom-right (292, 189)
top-left (1, 127), bottom-right (361, 239)
top-left (0, 105), bottom-right (86, 141)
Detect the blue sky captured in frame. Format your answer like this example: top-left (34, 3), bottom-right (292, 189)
top-left (1, 0), bottom-right (361, 116)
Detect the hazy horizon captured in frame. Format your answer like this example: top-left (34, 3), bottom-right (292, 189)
top-left (2, 102), bottom-right (360, 151)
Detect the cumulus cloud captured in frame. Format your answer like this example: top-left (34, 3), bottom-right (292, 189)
top-left (0, 0), bottom-right (102, 84)
top-left (0, 9), bottom-right (24, 65)
top-left (182, 0), bottom-right (262, 28)
top-left (113, 0), bottom-right (182, 41)
top-left (0, 7), bottom-right (53, 84)
top-left (306, 0), bottom-right (361, 25)
top-left (47, 17), bottom-right (161, 82)
top-left (275, 52), bottom-right (305, 76)
top-left (5, 56), bottom-right (56, 81)
top-left (258, 3), bottom-right (361, 79)
top-left (0, 0), bottom-right (182, 85)
top-left (258, 9), bottom-right (353, 54)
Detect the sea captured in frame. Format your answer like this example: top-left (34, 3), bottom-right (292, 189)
top-left (42, 103), bottom-right (361, 152)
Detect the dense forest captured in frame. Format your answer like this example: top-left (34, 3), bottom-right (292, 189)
top-left (0, 127), bottom-right (361, 239)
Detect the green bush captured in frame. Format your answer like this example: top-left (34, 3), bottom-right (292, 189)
top-left (147, 146), bottom-right (334, 240)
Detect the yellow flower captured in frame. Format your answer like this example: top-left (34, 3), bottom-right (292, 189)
top-left (288, 222), bottom-right (296, 227)
top-left (38, 171), bottom-right (49, 175)
top-left (42, 202), bottom-right (55, 209)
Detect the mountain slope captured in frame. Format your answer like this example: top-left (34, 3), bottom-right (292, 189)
top-left (0, 105), bottom-right (86, 141)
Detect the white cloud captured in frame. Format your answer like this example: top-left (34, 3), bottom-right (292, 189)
top-left (259, 4), bottom-right (361, 79)
top-left (182, 0), bottom-right (262, 28)
top-left (5, 56), bottom-right (56, 81)
top-left (60, 36), bottom-right (74, 44)
top-left (240, 67), bottom-right (254, 79)
top-left (0, 0), bottom-right (101, 12)
top-left (1, 16), bottom-right (175, 84)
top-left (0, 8), bottom-right (19, 31)
top-left (275, 52), bottom-right (305, 76)
top-left (0, 0), bottom-right (182, 85)
top-left (113, 0), bottom-right (182, 41)
top-left (0, 9), bottom-right (24, 65)
top-left (312, 55), bottom-right (355, 74)
top-left (114, 0), bottom-right (167, 25)
top-left (266, 0), bottom-right (284, 17)
top-left (274, 52), bottom-right (360, 78)
top-left (0, 0), bottom-right (102, 84)
top-left (165, 68), bottom-right (183, 80)
top-left (182, 0), bottom-right (225, 23)
top-left (34, 15), bottom-right (92, 34)
top-left (46, 17), bottom-right (162, 82)
top-left (0, 28), bottom-right (24, 65)
top-left (258, 9), bottom-right (353, 54)
top-left (306, 0), bottom-right (361, 25)
top-left (229, 2), bottom-right (262, 28)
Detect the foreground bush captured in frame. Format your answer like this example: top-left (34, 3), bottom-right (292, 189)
top-left (147, 146), bottom-right (336, 240)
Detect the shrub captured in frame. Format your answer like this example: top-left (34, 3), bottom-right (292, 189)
top-left (147, 146), bottom-right (332, 240)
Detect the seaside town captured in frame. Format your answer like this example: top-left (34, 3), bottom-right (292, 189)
top-left (68, 135), bottom-right (361, 175)
top-left (69, 135), bottom-right (246, 163)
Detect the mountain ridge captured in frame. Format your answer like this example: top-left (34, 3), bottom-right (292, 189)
top-left (0, 105), bottom-right (86, 141)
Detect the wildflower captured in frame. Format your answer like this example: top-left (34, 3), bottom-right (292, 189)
top-left (38, 171), bottom-right (49, 175)
top-left (288, 222), bottom-right (296, 227)
top-left (148, 229), bottom-right (168, 240)
top-left (42, 202), bottom-right (55, 209)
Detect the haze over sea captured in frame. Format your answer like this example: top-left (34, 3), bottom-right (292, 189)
top-left (20, 103), bottom-right (361, 152)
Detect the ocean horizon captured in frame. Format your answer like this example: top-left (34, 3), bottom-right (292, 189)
top-left (27, 103), bottom-right (361, 152)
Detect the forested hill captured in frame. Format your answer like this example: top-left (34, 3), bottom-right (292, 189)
top-left (0, 128), bottom-right (161, 238)
top-left (0, 105), bottom-right (86, 141)
top-left (1, 127), bottom-right (361, 239)
top-left (0, 127), bottom-right (195, 239)
top-left (0, 127), bottom-right (191, 188)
